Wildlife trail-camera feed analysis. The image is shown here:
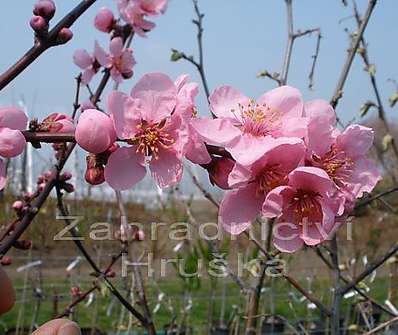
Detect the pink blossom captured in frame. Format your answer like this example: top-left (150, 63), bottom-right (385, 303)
top-left (117, 0), bottom-right (168, 37)
top-left (105, 72), bottom-right (189, 190)
top-left (40, 113), bottom-right (74, 133)
top-left (94, 7), bottom-right (115, 33)
top-left (57, 28), bottom-right (73, 44)
top-left (304, 100), bottom-right (380, 201)
top-left (206, 157), bottom-right (234, 190)
top-left (192, 85), bottom-right (306, 165)
top-left (0, 107), bottom-right (28, 190)
top-left (219, 137), bottom-right (306, 235)
top-left (174, 74), bottom-right (211, 165)
top-left (262, 167), bottom-right (344, 252)
top-left (95, 38), bottom-right (136, 83)
top-left (73, 49), bottom-right (99, 85)
top-left (75, 109), bottom-right (117, 154)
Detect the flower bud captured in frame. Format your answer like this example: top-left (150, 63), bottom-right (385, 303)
top-left (0, 257), bottom-right (12, 266)
top-left (76, 109), bottom-right (116, 154)
top-left (206, 157), bottom-right (234, 190)
top-left (60, 171), bottom-right (72, 181)
top-left (30, 15), bottom-right (48, 33)
top-left (62, 183), bottom-right (75, 193)
top-left (85, 166), bottom-right (105, 185)
top-left (38, 182), bottom-right (46, 192)
top-left (57, 28), bottom-right (73, 44)
top-left (33, 0), bottom-right (56, 20)
top-left (13, 240), bottom-right (32, 250)
top-left (12, 201), bottom-right (24, 211)
top-left (94, 7), bottom-right (115, 33)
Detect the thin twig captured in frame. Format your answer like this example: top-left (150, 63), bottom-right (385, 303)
top-left (330, 0), bottom-right (378, 109)
top-left (0, 0), bottom-right (97, 91)
top-left (363, 315), bottom-right (398, 335)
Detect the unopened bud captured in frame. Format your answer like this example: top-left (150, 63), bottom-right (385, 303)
top-left (12, 201), bottom-right (24, 211)
top-left (13, 240), bottom-right (32, 250)
top-left (57, 28), bottom-right (73, 44)
top-left (85, 166), bottom-right (105, 185)
top-left (70, 287), bottom-right (81, 297)
top-left (94, 7), bottom-right (115, 33)
top-left (30, 15), bottom-right (48, 33)
top-left (0, 257), bottom-right (12, 266)
top-left (33, 0), bottom-right (56, 20)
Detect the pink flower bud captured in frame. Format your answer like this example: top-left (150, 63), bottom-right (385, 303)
top-left (94, 7), bottom-right (115, 33)
top-left (207, 157), bottom-right (235, 190)
top-left (62, 183), bottom-right (75, 193)
top-left (57, 28), bottom-right (73, 44)
top-left (12, 201), bottom-right (24, 211)
top-left (80, 100), bottom-right (95, 111)
top-left (38, 182), bottom-right (46, 192)
top-left (44, 170), bottom-right (53, 179)
top-left (60, 172), bottom-right (72, 181)
top-left (0, 257), bottom-right (12, 266)
top-left (33, 0), bottom-right (56, 20)
top-left (13, 240), bottom-right (32, 250)
top-left (30, 15), bottom-right (48, 33)
top-left (75, 109), bottom-right (117, 154)
top-left (23, 192), bottom-right (34, 201)
top-left (85, 166), bottom-right (105, 185)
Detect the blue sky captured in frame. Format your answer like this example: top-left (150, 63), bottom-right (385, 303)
top-left (1, 0), bottom-right (397, 125)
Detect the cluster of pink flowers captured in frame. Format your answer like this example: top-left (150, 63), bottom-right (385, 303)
top-left (75, 72), bottom-right (208, 189)
top-left (117, 0), bottom-right (168, 36)
top-left (192, 86), bottom-right (380, 252)
top-left (73, 37), bottom-right (135, 85)
top-left (0, 107), bottom-right (28, 191)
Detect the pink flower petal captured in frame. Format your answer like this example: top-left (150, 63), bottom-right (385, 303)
top-left (174, 74), bottom-right (190, 91)
top-left (73, 49), bottom-right (92, 69)
top-left (191, 117), bottom-right (241, 146)
top-left (110, 37), bottom-right (124, 58)
top-left (149, 148), bottom-right (183, 188)
top-left (227, 134), bottom-right (275, 166)
top-left (209, 86), bottom-right (248, 118)
top-left (130, 72), bottom-right (176, 123)
top-left (94, 41), bottom-right (111, 68)
top-left (336, 124), bottom-right (374, 157)
top-left (288, 166), bottom-right (336, 196)
top-left (348, 157), bottom-right (381, 198)
top-left (81, 68), bottom-right (96, 85)
top-left (219, 183), bottom-right (263, 235)
top-left (105, 147), bottom-right (146, 190)
top-left (250, 137), bottom-right (305, 175)
top-left (300, 204), bottom-right (335, 246)
top-left (280, 117), bottom-right (308, 138)
top-left (262, 186), bottom-right (295, 218)
top-left (228, 163), bottom-right (252, 188)
top-left (0, 158), bottom-right (6, 191)
top-left (0, 107), bottom-right (28, 130)
top-left (304, 99), bottom-right (336, 125)
top-left (257, 85), bottom-right (303, 119)
top-left (107, 91), bottom-right (142, 139)
top-left (0, 128), bottom-right (26, 157)
top-left (75, 109), bottom-right (116, 154)
top-left (273, 222), bottom-right (303, 253)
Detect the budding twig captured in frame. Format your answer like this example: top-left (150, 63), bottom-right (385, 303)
top-left (0, 0), bottom-right (98, 91)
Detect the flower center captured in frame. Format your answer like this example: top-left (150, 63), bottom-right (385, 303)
top-left (311, 146), bottom-right (353, 188)
top-left (232, 99), bottom-right (281, 137)
top-left (256, 164), bottom-right (286, 194)
top-left (130, 120), bottom-right (174, 159)
top-left (289, 189), bottom-right (323, 225)
top-left (114, 57), bottom-right (124, 72)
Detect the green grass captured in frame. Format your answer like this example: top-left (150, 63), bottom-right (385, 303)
top-left (0, 276), bottom-right (395, 334)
